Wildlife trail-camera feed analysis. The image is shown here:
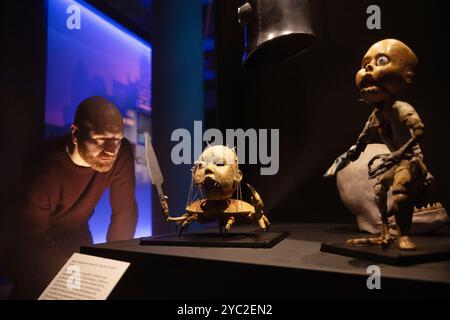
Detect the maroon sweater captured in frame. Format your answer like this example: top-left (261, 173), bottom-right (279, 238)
top-left (21, 136), bottom-right (138, 252)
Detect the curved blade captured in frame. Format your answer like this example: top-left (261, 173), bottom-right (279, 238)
top-left (145, 134), bottom-right (164, 186)
top-left (323, 152), bottom-right (350, 178)
top-left (145, 134), bottom-right (170, 219)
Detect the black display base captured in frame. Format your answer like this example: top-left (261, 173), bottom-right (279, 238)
top-left (321, 237), bottom-right (450, 266)
top-left (140, 231), bottom-right (289, 248)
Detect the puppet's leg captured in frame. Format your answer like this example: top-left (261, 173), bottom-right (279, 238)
top-left (392, 159), bottom-right (426, 250)
top-left (247, 184), bottom-right (270, 231)
top-left (374, 172), bottom-right (394, 244)
top-left (178, 213), bottom-right (199, 236)
top-left (347, 169), bottom-right (394, 247)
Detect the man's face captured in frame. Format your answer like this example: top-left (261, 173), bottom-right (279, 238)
top-left (77, 128), bottom-right (124, 172)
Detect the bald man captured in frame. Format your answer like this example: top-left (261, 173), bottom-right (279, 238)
top-left (14, 96), bottom-right (138, 298)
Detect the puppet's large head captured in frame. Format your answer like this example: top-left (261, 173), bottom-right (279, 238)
top-left (192, 145), bottom-right (243, 201)
top-left (355, 39), bottom-right (418, 104)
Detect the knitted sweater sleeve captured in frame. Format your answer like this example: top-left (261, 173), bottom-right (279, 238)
top-left (107, 139), bottom-right (138, 242)
top-left (21, 165), bottom-right (58, 237)
top-left (20, 163), bottom-right (68, 267)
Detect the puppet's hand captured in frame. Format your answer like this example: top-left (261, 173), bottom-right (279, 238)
top-left (368, 153), bottom-right (399, 179)
top-left (389, 149), bottom-right (404, 162)
top-left (346, 139), bottom-right (367, 162)
top-left (346, 144), bottom-right (360, 161)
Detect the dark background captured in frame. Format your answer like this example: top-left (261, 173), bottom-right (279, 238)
top-left (1, 0), bottom-right (449, 240)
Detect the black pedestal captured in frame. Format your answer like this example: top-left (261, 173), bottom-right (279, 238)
top-left (321, 236), bottom-right (450, 266)
top-left (140, 231), bottom-right (289, 248)
top-left (81, 224), bottom-right (450, 299)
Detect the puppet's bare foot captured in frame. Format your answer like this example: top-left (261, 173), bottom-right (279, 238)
top-left (225, 216), bottom-right (235, 232)
top-left (257, 214), bottom-right (270, 232)
top-left (347, 231), bottom-right (394, 248)
top-left (398, 235), bottom-right (416, 250)
top-left (177, 214), bottom-right (198, 237)
top-left (246, 184), bottom-right (270, 232)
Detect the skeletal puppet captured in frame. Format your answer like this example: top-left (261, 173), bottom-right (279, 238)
top-left (325, 39), bottom-right (433, 250)
top-left (151, 144), bottom-right (270, 234)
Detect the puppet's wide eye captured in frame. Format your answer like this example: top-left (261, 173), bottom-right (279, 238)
top-left (376, 55), bottom-right (389, 66)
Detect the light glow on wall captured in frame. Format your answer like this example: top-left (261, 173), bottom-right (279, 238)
top-left (45, 0), bottom-right (152, 243)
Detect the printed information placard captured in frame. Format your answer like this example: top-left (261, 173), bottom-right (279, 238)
top-left (38, 253), bottom-right (130, 300)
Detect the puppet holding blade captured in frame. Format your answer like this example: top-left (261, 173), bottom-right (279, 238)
top-left (145, 135), bottom-right (270, 235)
top-left (325, 39), bottom-right (431, 250)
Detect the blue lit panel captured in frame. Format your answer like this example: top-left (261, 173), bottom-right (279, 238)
top-left (45, 0), bottom-right (152, 243)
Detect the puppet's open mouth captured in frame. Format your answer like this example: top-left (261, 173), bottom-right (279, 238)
top-left (200, 176), bottom-right (222, 191)
top-left (360, 85), bottom-right (384, 94)
top-left (358, 76), bottom-right (389, 96)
